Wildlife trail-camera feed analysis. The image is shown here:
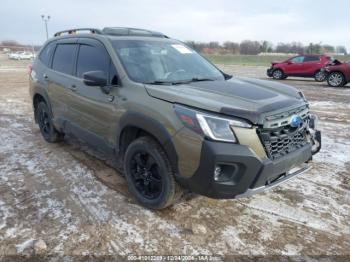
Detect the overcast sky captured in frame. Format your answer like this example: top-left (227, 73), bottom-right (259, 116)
top-left (1, 0), bottom-right (349, 50)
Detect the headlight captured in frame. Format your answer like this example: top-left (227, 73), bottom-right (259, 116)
top-left (174, 105), bottom-right (251, 143)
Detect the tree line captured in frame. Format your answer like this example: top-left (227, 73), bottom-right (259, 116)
top-left (0, 40), bottom-right (41, 51)
top-left (1, 39), bottom-right (347, 56)
top-left (184, 40), bottom-right (348, 55)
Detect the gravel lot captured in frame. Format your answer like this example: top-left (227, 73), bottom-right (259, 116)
top-left (0, 54), bottom-right (349, 258)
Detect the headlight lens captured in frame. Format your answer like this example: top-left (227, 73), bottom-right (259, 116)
top-left (174, 105), bottom-right (251, 143)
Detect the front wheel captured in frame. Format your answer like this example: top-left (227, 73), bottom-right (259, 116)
top-left (272, 69), bottom-right (284, 80)
top-left (327, 72), bottom-right (346, 87)
top-left (314, 70), bottom-right (326, 82)
top-left (124, 136), bottom-right (182, 209)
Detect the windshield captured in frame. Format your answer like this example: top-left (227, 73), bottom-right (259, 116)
top-left (111, 40), bottom-right (224, 84)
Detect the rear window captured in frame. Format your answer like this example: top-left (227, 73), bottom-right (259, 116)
top-left (52, 44), bottom-right (77, 75)
top-left (304, 56), bottom-right (320, 62)
top-left (76, 44), bottom-right (109, 78)
top-left (39, 41), bottom-right (55, 66)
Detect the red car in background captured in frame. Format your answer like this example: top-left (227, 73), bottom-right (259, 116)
top-left (323, 60), bottom-right (350, 87)
top-left (267, 54), bottom-right (332, 81)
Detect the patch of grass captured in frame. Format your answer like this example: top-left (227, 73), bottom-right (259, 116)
top-left (204, 54), bottom-right (350, 67)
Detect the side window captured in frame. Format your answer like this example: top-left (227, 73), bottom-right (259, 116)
top-left (52, 44), bottom-right (77, 75)
top-left (290, 56), bottom-right (304, 63)
top-left (109, 61), bottom-right (119, 85)
top-left (39, 41), bottom-right (55, 66)
top-left (304, 56), bottom-right (320, 62)
top-left (76, 44), bottom-right (109, 78)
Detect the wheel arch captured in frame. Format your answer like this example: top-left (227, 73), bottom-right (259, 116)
top-left (116, 112), bottom-right (179, 173)
top-left (273, 67), bottom-right (286, 75)
top-left (327, 70), bottom-right (346, 80)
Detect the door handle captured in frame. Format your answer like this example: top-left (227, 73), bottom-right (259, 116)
top-left (43, 74), bottom-right (49, 80)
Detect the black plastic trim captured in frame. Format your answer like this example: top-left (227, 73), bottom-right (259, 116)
top-left (116, 112), bottom-right (179, 173)
top-left (177, 140), bottom-right (312, 199)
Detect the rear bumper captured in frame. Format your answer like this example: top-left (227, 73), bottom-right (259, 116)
top-left (178, 139), bottom-right (314, 199)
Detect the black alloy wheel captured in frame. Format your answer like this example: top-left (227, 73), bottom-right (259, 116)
top-left (124, 136), bottom-right (181, 209)
top-left (130, 151), bottom-right (162, 200)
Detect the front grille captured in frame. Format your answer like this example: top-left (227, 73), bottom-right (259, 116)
top-left (257, 126), bottom-right (308, 160)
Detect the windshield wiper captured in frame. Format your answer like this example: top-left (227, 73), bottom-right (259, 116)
top-left (144, 80), bottom-right (174, 85)
top-left (173, 78), bottom-right (215, 85)
top-left (189, 77), bottom-right (215, 82)
top-left (144, 78), bottom-right (215, 86)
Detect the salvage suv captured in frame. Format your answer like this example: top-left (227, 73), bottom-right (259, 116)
top-left (30, 27), bottom-right (321, 209)
top-left (267, 54), bottom-right (332, 81)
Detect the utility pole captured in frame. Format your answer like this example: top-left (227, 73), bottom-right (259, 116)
top-left (41, 15), bottom-right (51, 40)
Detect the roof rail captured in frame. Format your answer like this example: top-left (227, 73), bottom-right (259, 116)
top-left (54, 27), bottom-right (168, 38)
top-left (102, 27), bottom-right (168, 38)
top-left (54, 28), bottom-right (102, 37)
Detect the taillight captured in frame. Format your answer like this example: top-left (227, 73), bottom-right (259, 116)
top-left (28, 64), bottom-right (33, 75)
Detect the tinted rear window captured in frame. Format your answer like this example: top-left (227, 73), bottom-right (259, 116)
top-left (52, 44), bottom-right (77, 75)
top-left (76, 44), bottom-right (109, 78)
top-left (304, 56), bottom-right (320, 62)
top-left (39, 41), bottom-right (55, 66)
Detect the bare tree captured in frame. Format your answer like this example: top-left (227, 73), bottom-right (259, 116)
top-left (223, 41), bottom-right (240, 54)
top-left (239, 40), bottom-right (260, 55)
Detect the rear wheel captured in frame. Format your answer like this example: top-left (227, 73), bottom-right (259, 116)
top-left (327, 72), bottom-right (346, 87)
top-left (272, 69), bottom-right (284, 80)
top-left (36, 101), bottom-right (63, 143)
top-left (314, 70), bottom-right (326, 82)
top-left (124, 136), bottom-right (182, 209)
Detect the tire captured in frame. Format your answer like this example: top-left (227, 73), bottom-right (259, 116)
top-left (314, 70), bottom-right (326, 82)
top-left (124, 136), bottom-right (182, 209)
top-left (272, 69), bottom-right (284, 80)
top-left (327, 72), bottom-right (346, 87)
top-left (36, 101), bottom-right (63, 143)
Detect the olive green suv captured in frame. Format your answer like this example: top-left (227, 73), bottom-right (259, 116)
top-left (30, 27), bottom-right (321, 209)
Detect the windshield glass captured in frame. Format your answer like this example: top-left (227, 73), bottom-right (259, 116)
top-left (111, 40), bottom-right (224, 84)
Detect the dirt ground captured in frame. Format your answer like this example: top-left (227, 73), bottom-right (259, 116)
top-left (0, 54), bottom-right (349, 259)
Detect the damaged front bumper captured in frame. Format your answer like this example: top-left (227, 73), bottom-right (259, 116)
top-left (267, 67), bottom-right (274, 77)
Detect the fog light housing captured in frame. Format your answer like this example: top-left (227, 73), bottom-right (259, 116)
top-left (213, 164), bottom-right (239, 183)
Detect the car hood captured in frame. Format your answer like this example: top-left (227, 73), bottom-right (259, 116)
top-left (271, 61), bottom-right (284, 65)
top-left (144, 77), bottom-right (306, 124)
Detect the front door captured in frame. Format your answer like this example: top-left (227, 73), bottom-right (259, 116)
top-left (67, 38), bottom-right (119, 148)
top-left (285, 56), bottom-right (305, 76)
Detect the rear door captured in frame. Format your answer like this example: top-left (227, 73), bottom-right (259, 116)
top-left (285, 56), bottom-right (305, 75)
top-left (67, 38), bottom-right (119, 147)
top-left (302, 55), bottom-right (321, 76)
top-left (46, 39), bottom-right (78, 126)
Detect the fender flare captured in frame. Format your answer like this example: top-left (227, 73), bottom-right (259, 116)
top-left (32, 88), bottom-right (53, 122)
top-left (116, 111), bottom-right (179, 173)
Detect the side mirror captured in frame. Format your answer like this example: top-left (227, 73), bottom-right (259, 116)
top-left (83, 70), bottom-right (107, 87)
top-left (83, 71), bottom-right (112, 94)
top-left (287, 61), bottom-right (292, 65)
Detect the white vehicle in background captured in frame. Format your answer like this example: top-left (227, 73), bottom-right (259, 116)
top-left (2, 48), bottom-right (11, 53)
top-left (8, 51), bottom-right (35, 60)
